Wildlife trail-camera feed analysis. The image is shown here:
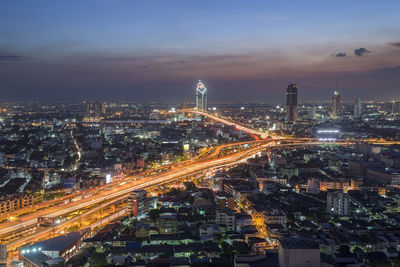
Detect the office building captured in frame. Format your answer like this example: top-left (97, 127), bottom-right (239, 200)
top-left (332, 91), bottom-right (340, 118)
top-left (83, 100), bottom-right (105, 122)
top-left (286, 83), bottom-right (298, 122)
top-left (20, 229), bottom-right (90, 264)
top-left (196, 80), bottom-right (207, 111)
top-left (159, 213), bottom-right (178, 233)
top-left (354, 98), bottom-right (362, 118)
top-left (366, 168), bottom-right (400, 186)
top-left (128, 189), bottom-right (148, 217)
top-left (308, 106), bottom-right (317, 120)
top-left (326, 192), bottom-right (350, 216)
top-left (392, 101), bottom-right (400, 114)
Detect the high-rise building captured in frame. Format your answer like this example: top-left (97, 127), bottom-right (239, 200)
top-left (128, 189), bottom-right (148, 217)
top-left (354, 98), bottom-right (362, 118)
top-left (286, 83), bottom-right (298, 122)
top-left (326, 192), bottom-right (349, 216)
top-left (392, 101), bottom-right (400, 114)
top-left (332, 91), bottom-right (340, 118)
top-left (93, 100), bottom-right (104, 117)
top-left (196, 80), bottom-right (207, 111)
top-left (308, 106), bottom-right (317, 120)
top-left (84, 100), bottom-right (105, 122)
top-left (0, 244), bottom-right (6, 266)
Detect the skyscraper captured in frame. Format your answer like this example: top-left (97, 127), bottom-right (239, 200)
top-left (196, 80), bottom-right (207, 111)
top-left (392, 101), bottom-right (400, 114)
top-left (309, 106), bottom-right (317, 120)
top-left (354, 98), bottom-right (362, 118)
top-left (128, 189), bottom-right (148, 217)
top-left (332, 91), bottom-right (340, 118)
top-left (286, 83), bottom-right (298, 122)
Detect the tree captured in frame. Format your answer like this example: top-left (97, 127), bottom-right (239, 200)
top-left (148, 209), bottom-right (160, 221)
top-left (165, 187), bottom-right (181, 196)
top-left (67, 224), bottom-right (80, 232)
top-left (289, 175), bottom-right (300, 185)
top-left (91, 251), bottom-right (107, 267)
top-left (337, 245), bottom-right (351, 256)
top-left (184, 181), bottom-right (197, 191)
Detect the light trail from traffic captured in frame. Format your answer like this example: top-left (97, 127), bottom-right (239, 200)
top-left (2, 109), bottom-right (400, 263)
top-left (182, 109), bottom-right (270, 138)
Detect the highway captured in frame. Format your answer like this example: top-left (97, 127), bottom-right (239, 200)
top-left (1, 139), bottom-right (352, 253)
top-left (183, 109), bottom-right (272, 138)
top-left (2, 109), bottom-right (400, 262)
top-left (1, 139), bottom-right (282, 253)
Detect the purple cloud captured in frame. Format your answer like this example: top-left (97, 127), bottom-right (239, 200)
top-left (335, 52), bottom-right (347, 57)
top-left (354, 48), bottom-right (370, 57)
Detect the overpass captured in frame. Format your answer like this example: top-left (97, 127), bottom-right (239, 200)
top-left (2, 109), bottom-right (400, 262)
top-left (2, 138), bottom-right (336, 259)
top-left (182, 109), bottom-right (271, 139)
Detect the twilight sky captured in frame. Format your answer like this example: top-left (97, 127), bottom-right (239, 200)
top-left (1, 0), bottom-right (400, 103)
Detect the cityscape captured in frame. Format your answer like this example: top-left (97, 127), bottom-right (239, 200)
top-left (1, 1), bottom-right (400, 267)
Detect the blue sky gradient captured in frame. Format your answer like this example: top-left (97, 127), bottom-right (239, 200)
top-left (1, 0), bottom-right (400, 102)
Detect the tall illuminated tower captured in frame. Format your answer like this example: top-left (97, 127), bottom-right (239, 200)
top-left (286, 83), bottom-right (298, 122)
top-left (196, 80), bottom-right (207, 111)
top-left (332, 91), bottom-right (340, 118)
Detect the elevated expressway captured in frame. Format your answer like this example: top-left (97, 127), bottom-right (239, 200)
top-left (182, 109), bottom-right (272, 139)
top-left (1, 109), bottom-right (399, 261)
top-left (2, 138), bottom-right (330, 258)
top-left (0, 139), bottom-right (281, 253)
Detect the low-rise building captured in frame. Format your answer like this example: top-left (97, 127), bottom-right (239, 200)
top-left (262, 210), bottom-right (287, 226)
top-left (199, 225), bottom-right (221, 239)
top-left (326, 192), bottom-right (350, 216)
top-left (366, 168), bottom-right (400, 186)
top-left (216, 208), bottom-right (236, 231)
top-left (235, 213), bottom-right (253, 232)
top-left (278, 237), bottom-right (320, 267)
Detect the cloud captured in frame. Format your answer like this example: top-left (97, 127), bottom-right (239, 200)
top-left (354, 48), bottom-right (370, 57)
top-left (388, 42), bottom-right (400, 48)
top-left (335, 52), bottom-right (347, 57)
top-left (0, 54), bottom-right (29, 65)
top-left (0, 54), bottom-right (27, 61)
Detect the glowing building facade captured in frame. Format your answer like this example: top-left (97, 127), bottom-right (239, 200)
top-left (286, 83), bottom-right (298, 122)
top-left (332, 91), bottom-right (340, 118)
top-left (196, 80), bottom-right (207, 111)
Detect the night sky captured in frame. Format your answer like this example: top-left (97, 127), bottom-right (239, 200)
top-left (1, 0), bottom-right (400, 103)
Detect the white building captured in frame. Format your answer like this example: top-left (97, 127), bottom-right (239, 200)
top-left (235, 213), bottom-right (253, 232)
top-left (216, 208), bottom-right (235, 231)
top-left (195, 80), bottom-right (207, 111)
top-left (354, 98), bottom-right (362, 118)
top-left (262, 210), bottom-right (287, 225)
top-left (326, 192), bottom-right (350, 216)
top-left (128, 189), bottom-right (148, 218)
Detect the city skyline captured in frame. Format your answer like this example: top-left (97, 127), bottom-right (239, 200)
top-left (2, 2), bottom-right (400, 266)
top-left (1, 1), bottom-right (400, 102)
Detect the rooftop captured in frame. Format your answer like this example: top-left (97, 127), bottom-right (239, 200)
top-left (279, 237), bottom-right (319, 249)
